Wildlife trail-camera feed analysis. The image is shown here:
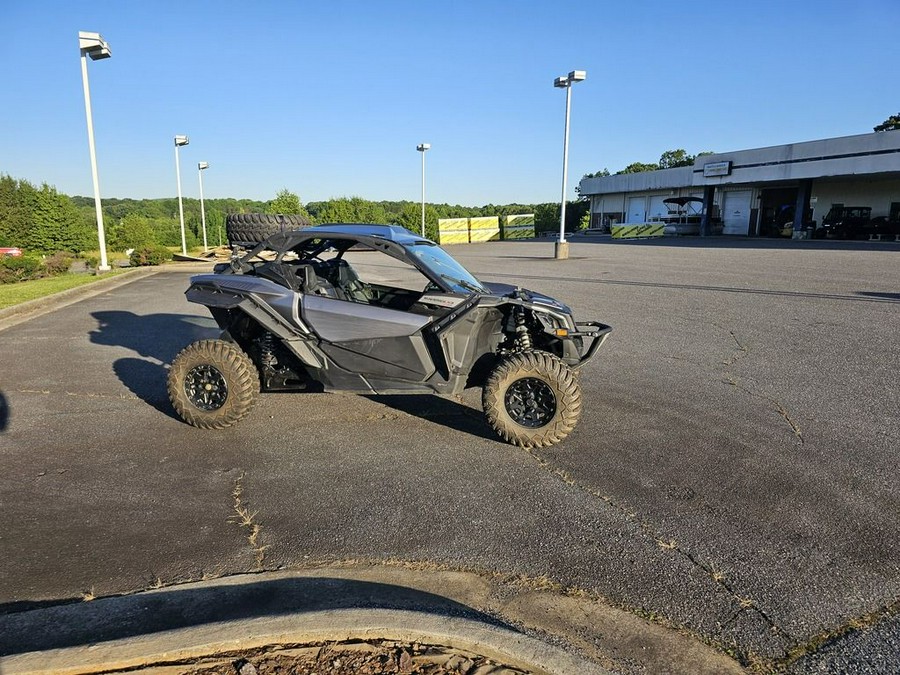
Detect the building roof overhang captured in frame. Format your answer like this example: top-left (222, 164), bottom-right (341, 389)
top-left (579, 130), bottom-right (900, 196)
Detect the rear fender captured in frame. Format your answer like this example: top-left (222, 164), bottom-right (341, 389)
top-left (186, 278), bottom-right (324, 369)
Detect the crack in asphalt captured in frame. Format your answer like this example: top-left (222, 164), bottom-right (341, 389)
top-left (229, 472), bottom-right (270, 569)
top-left (680, 324), bottom-right (803, 447)
top-left (677, 546), bottom-right (785, 638)
top-left (719, 330), bottom-right (803, 445)
top-left (723, 375), bottom-right (804, 445)
top-left (724, 330), bottom-right (749, 367)
top-left (774, 595), bottom-right (900, 671)
top-left (522, 446), bottom-right (786, 651)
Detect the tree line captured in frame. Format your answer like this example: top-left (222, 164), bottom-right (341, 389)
top-left (580, 148), bottom-right (716, 183)
top-left (0, 176), bottom-right (95, 253)
top-left (0, 176), bottom-right (588, 255)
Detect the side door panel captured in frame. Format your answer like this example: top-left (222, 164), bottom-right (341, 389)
top-left (301, 295), bottom-right (435, 381)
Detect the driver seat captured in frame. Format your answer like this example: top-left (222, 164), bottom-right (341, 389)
top-left (296, 264), bottom-right (339, 298)
top-left (331, 260), bottom-right (371, 303)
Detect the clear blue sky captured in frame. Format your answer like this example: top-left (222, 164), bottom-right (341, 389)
top-left (2, 1), bottom-right (897, 206)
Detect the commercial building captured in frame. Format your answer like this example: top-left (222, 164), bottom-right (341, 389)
top-left (578, 130), bottom-right (900, 237)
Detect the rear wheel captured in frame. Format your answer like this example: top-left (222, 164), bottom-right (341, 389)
top-left (482, 351), bottom-right (582, 448)
top-left (168, 339), bottom-right (260, 429)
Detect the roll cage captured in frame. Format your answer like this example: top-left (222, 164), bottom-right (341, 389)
top-left (227, 224), bottom-right (484, 296)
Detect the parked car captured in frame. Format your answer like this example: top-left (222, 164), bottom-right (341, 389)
top-left (818, 206), bottom-right (872, 239)
top-left (167, 224), bottom-right (612, 448)
top-left (0, 247), bottom-right (23, 257)
top-left (870, 216), bottom-right (900, 238)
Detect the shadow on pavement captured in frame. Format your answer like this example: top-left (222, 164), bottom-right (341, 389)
top-left (90, 311), bottom-right (220, 418)
top-left (0, 576), bottom-right (511, 657)
top-left (0, 391), bottom-right (8, 431)
top-left (90, 310), bottom-right (219, 364)
top-left (367, 394), bottom-right (498, 443)
top-left (114, 358), bottom-right (179, 419)
top-left (856, 291), bottom-right (900, 300)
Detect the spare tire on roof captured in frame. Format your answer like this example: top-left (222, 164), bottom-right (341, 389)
top-left (225, 213), bottom-right (311, 247)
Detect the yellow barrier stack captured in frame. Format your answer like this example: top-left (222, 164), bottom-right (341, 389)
top-left (611, 223), bottom-right (665, 239)
top-left (468, 216), bottom-right (500, 243)
top-left (502, 214), bottom-right (535, 240)
top-left (437, 218), bottom-right (470, 245)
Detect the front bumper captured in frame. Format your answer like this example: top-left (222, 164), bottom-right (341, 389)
top-left (570, 321), bottom-right (612, 369)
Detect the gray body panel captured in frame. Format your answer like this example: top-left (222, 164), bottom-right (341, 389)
top-left (302, 295), bottom-right (436, 381)
top-left (302, 295), bottom-right (431, 341)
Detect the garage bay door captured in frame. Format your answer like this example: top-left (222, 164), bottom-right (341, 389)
top-left (722, 190), bottom-right (752, 235)
top-left (626, 197), bottom-right (645, 223)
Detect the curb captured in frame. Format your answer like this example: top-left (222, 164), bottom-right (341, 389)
top-left (0, 569), bottom-right (609, 675)
top-left (0, 566), bottom-right (746, 675)
top-left (0, 609), bottom-right (608, 675)
top-left (0, 262), bottom-right (213, 333)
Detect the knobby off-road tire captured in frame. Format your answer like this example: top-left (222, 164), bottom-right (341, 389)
top-left (168, 339), bottom-right (260, 429)
top-left (225, 213), bottom-right (311, 248)
top-left (482, 351), bottom-right (582, 448)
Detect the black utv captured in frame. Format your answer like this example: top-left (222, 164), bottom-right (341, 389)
top-left (168, 224), bottom-right (611, 448)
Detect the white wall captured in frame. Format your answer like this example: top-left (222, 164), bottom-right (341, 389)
top-left (810, 178), bottom-right (900, 221)
top-left (695, 130), bottom-right (900, 187)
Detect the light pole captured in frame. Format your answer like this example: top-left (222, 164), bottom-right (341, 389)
top-left (417, 143), bottom-right (430, 236)
top-left (174, 135), bottom-right (189, 255)
top-left (553, 69), bottom-right (586, 260)
top-left (79, 31), bottom-right (112, 272)
top-left (197, 161), bottom-right (209, 252)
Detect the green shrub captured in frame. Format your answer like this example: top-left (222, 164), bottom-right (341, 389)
top-left (0, 256), bottom-right (43, 284)
top-left (155, 223), bottom-right (199, 249)
top-left (43, 251), bottom-right (74, 276)
top-left (115, 214), bottom-right (158, 250)
top-left (129, 245), bottom-right (173, 266)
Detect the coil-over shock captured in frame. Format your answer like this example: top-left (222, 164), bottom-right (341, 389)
top-left (512, 307), bottom-right (533, 352)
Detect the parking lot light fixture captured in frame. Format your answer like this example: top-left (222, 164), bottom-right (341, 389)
top-left (417, 143), bottom-right (431, 237)
top-left (79, 31), bottom-right (112, 272)
top-left (174, 135), bottom-right (189, 255)
top-left (198, 162), bottom-right (209, 252)
top-left (554, 70), bottom-right (586, 260)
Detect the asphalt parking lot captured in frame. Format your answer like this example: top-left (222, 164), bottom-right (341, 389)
top-left (0, 236), bottom-right (898, 673)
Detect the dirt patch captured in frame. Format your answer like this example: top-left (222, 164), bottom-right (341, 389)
top-left (184, 639), bottom-right (529, 674)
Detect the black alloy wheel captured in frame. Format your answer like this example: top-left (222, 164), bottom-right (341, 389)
top-left (504, 377), bottom-right (557, 428)
top-left (184, 364), bottom-right (229, 411)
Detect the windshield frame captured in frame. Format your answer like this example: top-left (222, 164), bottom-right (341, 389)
top-left (405, 241), bottom-right (487, 295)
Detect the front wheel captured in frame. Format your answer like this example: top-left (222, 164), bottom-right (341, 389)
top-left (482, 351), bottom-right (582, 448)
top-left (167, 339), bottom-right (260, 429)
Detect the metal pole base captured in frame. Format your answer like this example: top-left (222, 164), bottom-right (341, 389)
top-left (554, 241), bottom-right (570, 259)
top-left (96, 265), bottom-right (112, 273)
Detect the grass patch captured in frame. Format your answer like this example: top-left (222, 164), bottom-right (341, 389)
top-left (0, 271), bottom-right (130, 310)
